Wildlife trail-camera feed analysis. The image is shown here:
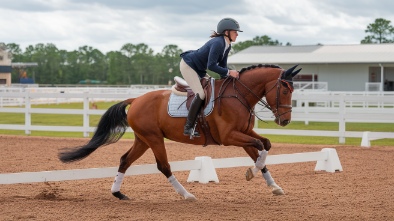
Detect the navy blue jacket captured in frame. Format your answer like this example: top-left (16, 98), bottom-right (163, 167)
top-left (180, 36), bottom-right (231, 78)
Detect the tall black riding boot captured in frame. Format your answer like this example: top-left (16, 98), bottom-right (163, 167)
top-left (184, 93), bottom-right (204, 137)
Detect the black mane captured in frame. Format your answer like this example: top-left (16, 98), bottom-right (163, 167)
top-left (239, 64), bottom-right (281, 74)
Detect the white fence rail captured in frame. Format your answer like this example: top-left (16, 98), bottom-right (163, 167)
top-left (0, 89), bottom-right (393, 145)
top-left (293, 82), bottom-right (328, 91)
top-left (0, 148), bottom-right (342, 185)
top-left (0, 85), bottom-right (171, 107)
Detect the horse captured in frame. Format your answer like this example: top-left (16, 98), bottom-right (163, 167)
top-left (58, 64), bottom-right (301, 200)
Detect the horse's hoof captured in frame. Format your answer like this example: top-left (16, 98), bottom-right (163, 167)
top-left (112, 191), bottom-right (130, 200)
top-left (184, 193), bottom-right (197, 201)
top-left (272, 188), bottom-right (285, 195)
top-left (269, 184), bottom-right (285, 195)
top-left (245, 168), bottom-right (254, 181)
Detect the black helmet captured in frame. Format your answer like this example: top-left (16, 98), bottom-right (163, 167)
top-left (217, 18), bottom-right (243, 34)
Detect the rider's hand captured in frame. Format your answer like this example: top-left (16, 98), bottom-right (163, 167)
top-left (228, 70), bottom-right (239, 79)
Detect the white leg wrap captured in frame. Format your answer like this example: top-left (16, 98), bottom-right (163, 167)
top-left (262, 170), bottom-right (275, 186)
top-left (251, 167), bottom-right (260, 176)
top-left (111, 172), bottom-right (125, 193)
top-left (255, 150), bottom-right (268, 170)
top-left (262, 171), bottom-right (285, 195)
top-left (249, 150), bottom-right (269, 177)
top-left (168, 175), bottom-right (196, 200)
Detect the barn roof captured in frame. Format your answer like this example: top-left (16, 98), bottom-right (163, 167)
top-left (227, 44), bottom-right (394, 65)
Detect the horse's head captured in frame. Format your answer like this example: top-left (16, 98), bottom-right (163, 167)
top-left (264, 65), bottom-right (301, 126)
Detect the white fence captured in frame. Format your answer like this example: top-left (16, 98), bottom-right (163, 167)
top-left (0, 148), bottom-right (342, 185)
top-left (0, 88), bottom-right (393, 146)
top-left (255, 91), bottom-right (394, 145)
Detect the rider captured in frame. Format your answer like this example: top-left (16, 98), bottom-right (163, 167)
top-left (180, 18), bottom-right (242, 137)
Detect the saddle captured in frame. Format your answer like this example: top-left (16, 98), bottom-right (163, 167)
top-left (171, 76), bottom-right (219, 146)
top-left (172, 76), bottom-right (213, 111)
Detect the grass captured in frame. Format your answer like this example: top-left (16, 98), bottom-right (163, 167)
top-left (258, 121), bottom-right (394, 132)
top-left (0, 101), bottom-right (393, 146)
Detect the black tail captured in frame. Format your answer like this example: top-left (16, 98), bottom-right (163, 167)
top-left (58, 101), bottom-right (129, 163)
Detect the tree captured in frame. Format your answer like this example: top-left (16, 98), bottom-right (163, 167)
top-left (121, 43), bottom-right (155, 84)
top-left (21, 43), bottom-right (63, 84)
top-left (157, 44), bottom-right (183, 84)
top-left (361, 18), bottom-right (394, 44)
top-left (5, 43), bottom-right (22, 61)
top-left (106, 51), bottom-right (130, 84)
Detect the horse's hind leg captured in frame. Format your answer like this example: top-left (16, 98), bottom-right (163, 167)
top-left (147, 137), bottom-right (197, 201)
top-left (111, 136), bottom-right (149, 200)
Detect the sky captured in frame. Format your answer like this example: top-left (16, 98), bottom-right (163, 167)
top-left (1, 0), bottom-right (394, 54)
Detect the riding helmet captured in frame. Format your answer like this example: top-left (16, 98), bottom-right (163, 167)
top-left (217, 18), bottom-right (243, 33)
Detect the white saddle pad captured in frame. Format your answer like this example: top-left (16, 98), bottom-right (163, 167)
top-left (167, 78), bottom-right (215, 117)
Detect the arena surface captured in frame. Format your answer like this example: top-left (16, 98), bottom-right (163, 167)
top-left (0, 135), bottom-right (393, 221)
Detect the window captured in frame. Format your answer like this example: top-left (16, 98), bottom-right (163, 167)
top-left (293, 74), bottom-right (318, 81)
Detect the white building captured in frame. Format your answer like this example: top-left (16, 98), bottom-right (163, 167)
top-left (0, 46), bottom-right (12, 86)
top-left (228, 44), bottom-right (394, 92)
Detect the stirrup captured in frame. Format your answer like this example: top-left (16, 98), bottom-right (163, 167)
top-left (184, 122), bottom-right (200, 139)
top-left (189, 124), bottom-right (200, 139)
top-left (183, 129), bottom-right (200, 137)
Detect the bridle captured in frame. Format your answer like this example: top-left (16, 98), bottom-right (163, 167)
top-left (216, 70), bottom-right (294, 127)
top-left (263, 75), bottom-right (294, 121)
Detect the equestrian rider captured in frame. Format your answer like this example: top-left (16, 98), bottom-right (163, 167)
top-left (180, 18), bottom-right (242, 137)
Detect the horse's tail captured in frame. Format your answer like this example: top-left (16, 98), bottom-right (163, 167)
top-left (58, 99), bottom-right (134, 163)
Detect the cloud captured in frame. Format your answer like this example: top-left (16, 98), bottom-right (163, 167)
top-left (1, 0), bottom-right (394, 54)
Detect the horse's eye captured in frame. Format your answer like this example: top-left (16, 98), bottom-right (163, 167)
top-left (283, 89), bottom-right (289, 95)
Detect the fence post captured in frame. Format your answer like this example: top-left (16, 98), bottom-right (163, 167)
top-left (361, 131), bottom-right (371, 148)
top-left (338, 94), bottom-right (345, 143)
top-left (83, 92), bottom-right (89, 137)
top-left (305, 101), bottom-right (309, 125)
top-left (24, 91), bottom-right (31, 135)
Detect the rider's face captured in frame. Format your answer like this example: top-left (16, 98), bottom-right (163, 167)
top-left (228, 30), bottom-right (239, 42)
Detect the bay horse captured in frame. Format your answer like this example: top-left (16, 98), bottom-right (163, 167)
top-left (59, 64), bottom-right (301, 200)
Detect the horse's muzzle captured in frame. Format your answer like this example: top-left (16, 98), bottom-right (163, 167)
top-left (275, 118), bottom-right (290, 127)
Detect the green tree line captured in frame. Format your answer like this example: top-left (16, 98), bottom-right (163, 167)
top-left (2, 18), bottom-right (393, 85)
top-left (3, 35), bottom-right (287, 85)
top-left (5, 43), bottom-right (186, 85)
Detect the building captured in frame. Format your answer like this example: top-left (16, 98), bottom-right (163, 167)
top-left (0, 46), bottom-right (12, 86)
top-left (228, 44), bottom-right (394, 91)
top-left (0, 46), bottom-right (38, 86)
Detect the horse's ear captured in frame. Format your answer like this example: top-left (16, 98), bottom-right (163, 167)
top-left (284, 65), bottom-right (298, 78)
top-left (291, 68), bottom-right (302, 77)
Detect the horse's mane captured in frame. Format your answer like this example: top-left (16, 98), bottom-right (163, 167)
top-left (239, 64), bottom-right (281, 74)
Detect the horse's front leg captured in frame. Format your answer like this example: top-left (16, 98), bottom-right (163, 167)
top-left (229, 131), bottom-right (284, 195)
top-left (261, 166), bottom-right (284, 195)
top-left (242, 147), bottom-right (284, 195)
